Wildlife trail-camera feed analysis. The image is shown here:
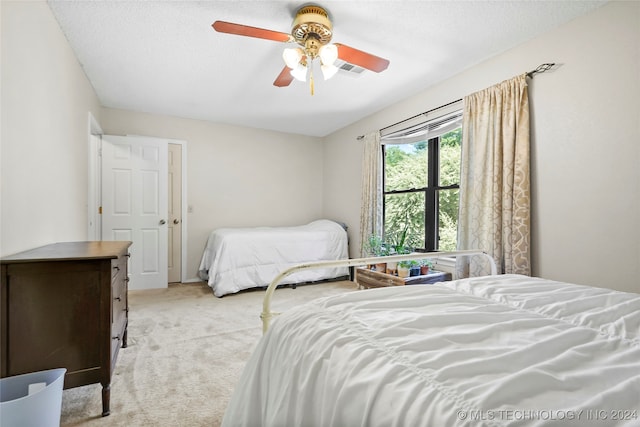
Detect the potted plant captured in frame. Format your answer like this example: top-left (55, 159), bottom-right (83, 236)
top-left (389, 223), bottom-right (412, 255)
top-left (397, 261), bottom-right (411, 278)
top-left (385, 225), bottom-right (412, 275)
top-left (419, 259), bottom-right (433, 275)
top-left (408, 260), bottom-right (421, 277)
top-left (365, 234), bottom-right (388, 272)
top-left (365, 234), bottom-right (384, 257)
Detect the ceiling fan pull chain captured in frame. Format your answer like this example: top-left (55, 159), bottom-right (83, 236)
top-left (310, 68), bottom-right (315, 96)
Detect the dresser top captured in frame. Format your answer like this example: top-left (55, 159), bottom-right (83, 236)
top-left (1, 241), bottom-right (132, 264)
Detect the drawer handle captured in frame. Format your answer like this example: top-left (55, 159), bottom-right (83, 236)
top-left (125, 277), bottom-right (130, 283)
top-left (113, 266), bottom-right (120, 271)
top-left (112, 336), bottom-right (120, 341)
top-left (125, 253), bottom-right (131, 258)
top-left (114, 296), bottom-right (121, 301)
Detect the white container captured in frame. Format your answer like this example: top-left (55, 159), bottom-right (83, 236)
top-left (0, 368), bottom-right (66, 427)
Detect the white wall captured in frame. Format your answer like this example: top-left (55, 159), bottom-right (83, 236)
top-left (100, 108), bottom-right (325, 281)
top-left (1, 1), bottom-right (102, 256)
top-left (323, 1), bottom-right (640, 293)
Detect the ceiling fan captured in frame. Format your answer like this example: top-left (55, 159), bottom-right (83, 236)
top-left (212, 4), bottom-right (390, 94)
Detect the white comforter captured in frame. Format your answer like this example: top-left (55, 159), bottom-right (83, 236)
top-left (222, 274), bottom-right (640, 426)
top-left (198, 219), bottom-right (348, 297)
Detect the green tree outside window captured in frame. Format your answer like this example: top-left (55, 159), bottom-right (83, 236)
top-left (383, 128), bottom-right (461, 251)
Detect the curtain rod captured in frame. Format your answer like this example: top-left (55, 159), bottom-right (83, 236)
top-left (357, 62), bottom-right (556, 140)
top-left (526, 62), bottom-right (555, 78)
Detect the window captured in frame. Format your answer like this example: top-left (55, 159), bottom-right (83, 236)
top-left (383, 126), bottom-right (462, 252)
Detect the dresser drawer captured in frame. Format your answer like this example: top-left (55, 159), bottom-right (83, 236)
top-left (111, 256), bottom-right (126, 280)
top-left (112, 285), bottom-right (127, 333)
top-left (111, 259), bottom-right (127, 301)
top-left (110, 253), bottom-right (128, 362)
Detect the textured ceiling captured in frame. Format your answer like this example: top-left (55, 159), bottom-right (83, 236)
top-left (47, 1), bottom-right (607, 137)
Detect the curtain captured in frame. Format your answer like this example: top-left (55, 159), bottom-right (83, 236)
top-left (359, 131), bottom-right (382, 256)
top-left (457, 74), bottom-right (531, 277)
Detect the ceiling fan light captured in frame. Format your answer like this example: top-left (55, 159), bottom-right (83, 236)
top-left (283, 48), bottom-right (303, 69)
top-left (319, 44), bottom-right (338, 66)
top-left (290, 63), bottom-right (307, 82)
top-left (321, 63), bottom-right (339, 80)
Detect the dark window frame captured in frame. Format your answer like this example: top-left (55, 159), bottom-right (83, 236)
top-left (382, 136), bottom-right (460, 252)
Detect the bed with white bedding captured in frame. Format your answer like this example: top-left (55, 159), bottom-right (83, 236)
top-left (198, 219), bottom-right (349, 297)
top-left (222, 274), bottom-right (640, 426)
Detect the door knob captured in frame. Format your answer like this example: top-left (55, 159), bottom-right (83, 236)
top-left (173, 219), bottom-right (180, 224)
top-left (159, 219), bottom-right (166, 225)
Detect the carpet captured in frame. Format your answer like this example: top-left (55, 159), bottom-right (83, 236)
top-left (60, 280), bottom-right (357, 426)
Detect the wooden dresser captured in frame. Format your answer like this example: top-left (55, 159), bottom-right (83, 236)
top-left (1, 241), bottom-right (132, 417)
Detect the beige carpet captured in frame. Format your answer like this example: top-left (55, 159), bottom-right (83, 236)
top-left (60, 280), bottom-right (357, 426)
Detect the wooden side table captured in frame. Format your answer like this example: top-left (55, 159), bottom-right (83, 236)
top-left (355, 267), bottom-right (452, 289)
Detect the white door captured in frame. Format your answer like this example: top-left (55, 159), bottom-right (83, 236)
top-left (102, 135), bottom-right (168, 290)
top-left (167, 143), bottom-right (182, 283)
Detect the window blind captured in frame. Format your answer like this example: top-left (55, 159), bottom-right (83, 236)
top-left (381, 104), bottom-right (462, 145)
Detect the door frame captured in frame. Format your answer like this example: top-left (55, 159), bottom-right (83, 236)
top-left (87, 112), bottom-right (103, 241)
top-left (87, 121), bottom-right (189, 283)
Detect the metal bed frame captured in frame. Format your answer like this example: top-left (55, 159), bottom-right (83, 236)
top-left (261, 250), bottom-right (497, 333)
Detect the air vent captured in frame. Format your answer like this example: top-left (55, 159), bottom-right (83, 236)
top-left (335, 59), bottom-right (365, 76)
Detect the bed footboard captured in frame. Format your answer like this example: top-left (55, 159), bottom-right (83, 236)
top-left (261, 250), bottom-right (496, 333)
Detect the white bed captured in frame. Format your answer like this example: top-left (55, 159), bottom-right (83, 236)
top-left (198, 219), bottom-right (349, 297)
top-left (222, 274), bottom-right (640, 426)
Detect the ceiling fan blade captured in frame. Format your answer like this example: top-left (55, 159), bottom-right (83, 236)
top-left (334, 43), bottom-right (390, 73)
top-left (212, 21), bottom-right (293, 43)
top-left (274, 66), bottom-right (294, 87)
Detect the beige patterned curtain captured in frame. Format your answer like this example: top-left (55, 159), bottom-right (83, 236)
top-left (457, 74), bottom-right (531, 277)
top-left (359, 131), bottom-right (383, 256)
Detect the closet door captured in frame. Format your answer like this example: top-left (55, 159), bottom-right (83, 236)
top-left (102, 135), bottom-right (168, 290)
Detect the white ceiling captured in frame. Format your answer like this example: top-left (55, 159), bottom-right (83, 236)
top-left (47, 1), bottom-right (606, 137)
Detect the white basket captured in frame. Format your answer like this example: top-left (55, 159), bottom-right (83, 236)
top-left (0, 368), bottom-right (66, 427)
